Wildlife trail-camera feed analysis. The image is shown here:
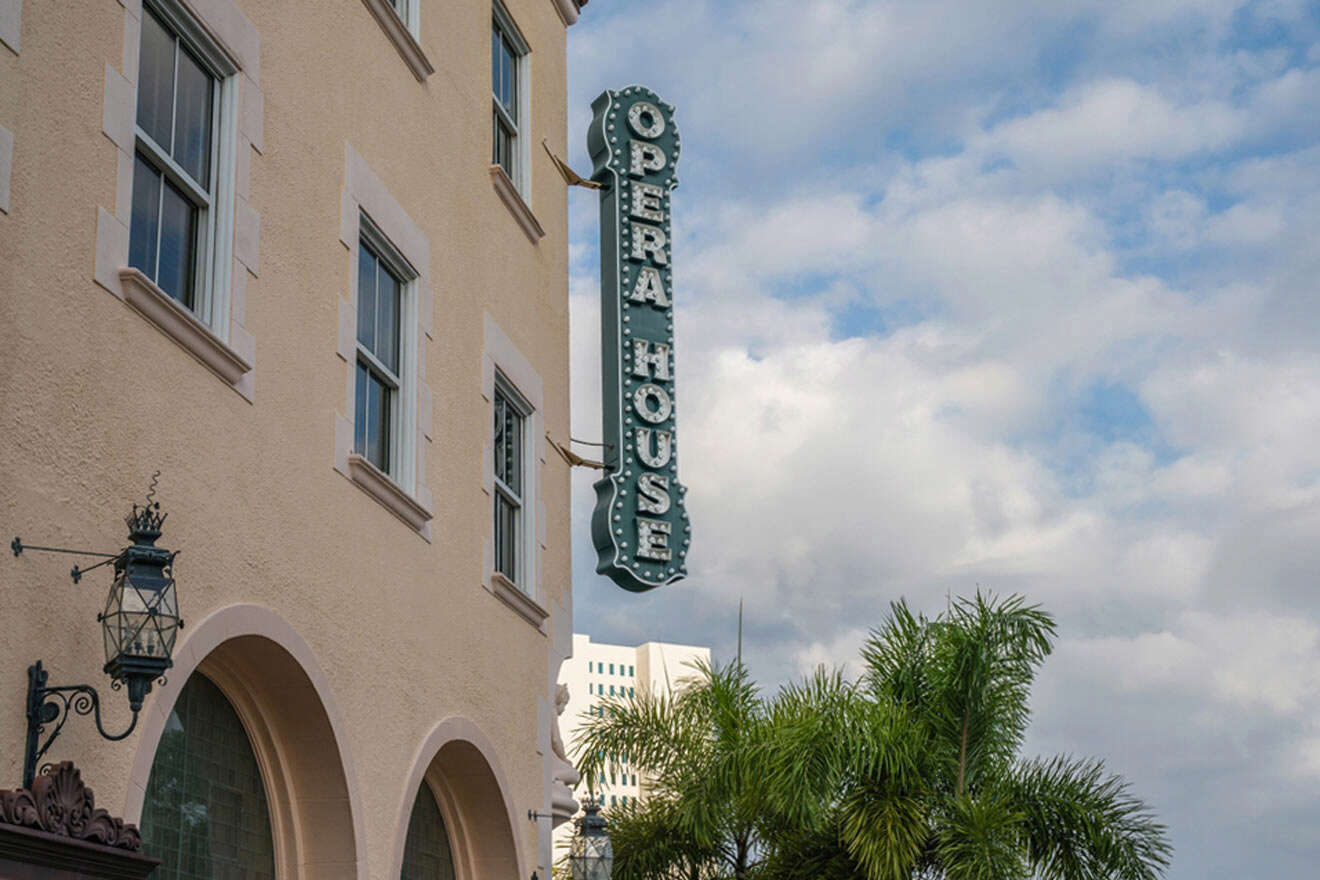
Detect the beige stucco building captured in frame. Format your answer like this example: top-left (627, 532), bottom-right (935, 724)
top-left (0, 0), bottom-right (589, 877)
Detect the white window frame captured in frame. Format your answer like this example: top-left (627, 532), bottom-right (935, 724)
top-left (355, 213), bottom-right (419, 491)
top-left (388, 0), bottom-right (420, 38)
top-left (132, 0), bottom-right (240, 335)
top-left (491, 1), bottom-right (530, 196)
top-left (492, 371), bottom-right (535, 590)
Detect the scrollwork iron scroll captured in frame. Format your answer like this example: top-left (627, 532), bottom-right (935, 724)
top-left (23, 661), bottom-right (140, 791)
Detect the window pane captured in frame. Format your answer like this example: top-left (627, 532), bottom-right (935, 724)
top-left (172, 46), bottom-right (214, 189)
top-left (495, 493), bottom-right (517, 579)
top-left (354, 361), bottom-right (369, 458)
top-left (401, 785), bottom-right (456, 880)
top-left (366, 372), bottom-right (391, 473)
top-left (505, 399), bottom-right (522, 495)
top-left (129, 154), bottom-right (162, 280)
top-left (156, 180), bottom-right (197, 309)
top-left (377, 265), bottom-right (400, 375)
top-left (493, 396), bottom-right (507, 484)
top-left (139, 673), bottom-right (276, 880)
top-left (502, 37), bottom-right (517, 123)
top-left (137, 8), bottom-right (176, 150)
top-left (357, 246), bottom-right (377, 350)
top-left (491, 27), bottom-right (501, 99)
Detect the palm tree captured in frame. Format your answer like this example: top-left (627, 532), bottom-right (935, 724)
top-left (573, 659), bottom-right (790, 880)
top-left (763, 593), bottom-right (1172, 880)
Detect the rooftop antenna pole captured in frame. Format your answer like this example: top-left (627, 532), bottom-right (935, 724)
top-left (737, 598), bottom-right (743, 669)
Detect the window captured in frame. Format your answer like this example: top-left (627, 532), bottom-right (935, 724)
top-left (129, 3), bottom-right (230, 319)
top-left (588, 683), bottom-right (593, 694)
top-left (609, 685), bottom-right (615, 696)
top-left (355, 231), bottom-right (407, 475)
top-left (493, 376), bottom-right (530, 585)
top-left (491, 5), bottom-right (527, 190)
top-left (588, 661), bottom-right (593, 673)
top-left (140, 673), bottom-right (275, 880)
top-left (389, 0), bottom-right (410, 22)
top-left (629, 665), bottom-right (635, 676)
top-left (630, 687), bottom-right (634, 698)
top-left (609, 664), bottom-right (615, 674)
top-left (632, 774), bottom-right (637, 786)
top-left (401, 783), bottom-right (457, 880)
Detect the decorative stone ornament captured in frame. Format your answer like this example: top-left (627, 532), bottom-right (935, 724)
top-left (0, 762), bottom-right (145, 852)
top-left (588, 86), bottom-right (689, 593)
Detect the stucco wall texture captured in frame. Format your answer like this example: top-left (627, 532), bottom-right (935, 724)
top-left (0, 1), bottom-right (575, 878)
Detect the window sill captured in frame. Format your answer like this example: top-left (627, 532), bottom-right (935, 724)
top-left (119, 268), bottom-right (252, 390)
top-left (489, 165), bottom-right (544, 244)
top-left (347, 453), bottom-right (433, 533)
top-left (490, 571), bottom-right (548, 631)
top-left (360, 0), bottom-right (434, 82)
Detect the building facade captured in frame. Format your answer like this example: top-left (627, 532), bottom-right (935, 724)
top-left (0, 0), bottom-right (587, 877)
top-left (552, 633), bottom-right (710, 860)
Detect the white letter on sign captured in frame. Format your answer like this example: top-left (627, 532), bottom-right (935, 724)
top-left (630, 266), bottom-right (670, 307)
top-left (633, 383), bottom-right (672, 424)
top-left (636, 517), bottom-right (672, 561)
top-left (631, 182), bottom-right (665, 222)
top-left (637, 473), bottom-right (671, 514)
top-left (635, 427), bottom-right (672, 468)
top-left (628, 101), bottom-right (666, 138)
top-left (631, 224), bottom-right (668, 265)
top-left (630, 142), bottom-right (666, 177)
top-left (632, 339), bottom-right (671, 381)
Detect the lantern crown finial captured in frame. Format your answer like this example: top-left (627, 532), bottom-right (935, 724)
top-left (124, 503), bottom-right (166, 544)
top-left (125, 472), bottom-right (166, 543)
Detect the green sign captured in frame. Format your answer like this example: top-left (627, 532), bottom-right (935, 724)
top-left (588, 86), bottom-right (689, 593)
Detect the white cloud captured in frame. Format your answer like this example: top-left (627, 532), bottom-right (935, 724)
top-left (567, 3), bottom-right (1320, 876)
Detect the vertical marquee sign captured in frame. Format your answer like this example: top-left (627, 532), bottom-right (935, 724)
top-left (588, 86), bottom-right (689, 593)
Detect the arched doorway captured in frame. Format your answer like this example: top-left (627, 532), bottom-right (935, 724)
top-left (140, 671), bottom-right (277, 879)
top-left (401, 782), bottom-right (458, 880)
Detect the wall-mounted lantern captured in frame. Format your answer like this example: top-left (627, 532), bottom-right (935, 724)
top-left (568, 798), bottom-right (613, 880)
top-left (11, 481), bottom-right (182, 790)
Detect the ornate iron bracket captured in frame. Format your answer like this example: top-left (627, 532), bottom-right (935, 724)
top-left (23, 661), bottom-right (142, 791)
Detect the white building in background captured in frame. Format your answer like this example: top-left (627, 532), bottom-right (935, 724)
top-left (553, 633), bottom-right (711, 856)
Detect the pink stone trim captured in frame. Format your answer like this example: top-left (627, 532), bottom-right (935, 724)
top-left (359, 0), bottom-right (434, 82)
top-left (120, 268), bottom-right (254, 396)
top-left (123, 604), bottom-right (368, 879)
top-left (347, 453), bottom-right (434, 534)
top-left (490, 165), bottom-right (545, 243)
top-left (389, 717), bottom-right (528, 880)
top-left (491, 571), bottom-right (549, 632)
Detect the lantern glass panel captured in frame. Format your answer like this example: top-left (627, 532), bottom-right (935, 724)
top-left (569, 833), bottom-right (614, 880)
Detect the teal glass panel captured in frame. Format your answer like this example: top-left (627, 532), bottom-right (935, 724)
top-left (400, 784), bottom-right (456, 880)
top-left (140, 673), bottom-right (276, 880)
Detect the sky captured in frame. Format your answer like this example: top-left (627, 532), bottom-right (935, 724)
top-left (561, 2), bottom-right (1320, 877)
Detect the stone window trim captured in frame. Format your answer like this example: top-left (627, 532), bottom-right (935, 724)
top-left (0, 122), bottom-right (12, 214)
top-left (482, 312), bottom-right (548, 628)
top-left (490, 164), bottom-right (544, 243)
top-left (94, 0), bottom-right (262, 402)
top-left (360, 0), bottom-right (433, 81)
top-left (335, 142), bottom-right (436, 541)
top-left (120, 267), bottom-right (252, 384)
top-left (0, 0), bottom-right (20, 55)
